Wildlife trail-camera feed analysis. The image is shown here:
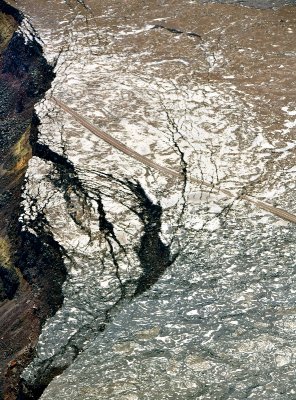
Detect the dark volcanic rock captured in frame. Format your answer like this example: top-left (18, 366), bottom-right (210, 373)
top-left (0, 2), bottom-right (63, 399)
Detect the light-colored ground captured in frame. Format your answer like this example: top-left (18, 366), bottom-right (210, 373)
top-left (7, 0), bottom-right (296, 398)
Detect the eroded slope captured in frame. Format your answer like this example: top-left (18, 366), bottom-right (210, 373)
top-left (0, 2), bottom-right (60, 399)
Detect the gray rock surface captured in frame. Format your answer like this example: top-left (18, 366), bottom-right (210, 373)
top-left (6, 0), bottom-right (296, 398)
top-left (41, 221), bottom-right (296, 399)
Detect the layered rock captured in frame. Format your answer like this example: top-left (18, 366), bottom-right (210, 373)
top-left (0, 2), bottom-right (59, 399)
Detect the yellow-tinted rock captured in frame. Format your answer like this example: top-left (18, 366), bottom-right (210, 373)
top-left (0, 11), bottom-right (17, 52)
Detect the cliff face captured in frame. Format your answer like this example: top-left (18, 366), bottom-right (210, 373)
top-left (0, 2), bottom-right (62, 399)
top-left (0, 0), bottom-right (20, 304)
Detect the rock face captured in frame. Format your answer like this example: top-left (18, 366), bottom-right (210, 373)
top-left (0, 2), bottom-right (61, 399)
top-left (2, 0), bottom-right (296, 398)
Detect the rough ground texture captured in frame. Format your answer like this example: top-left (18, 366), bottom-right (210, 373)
top-left (0, 2), bottom-right (61, 399)
top-left (3, 0), bottom-right (296, 399)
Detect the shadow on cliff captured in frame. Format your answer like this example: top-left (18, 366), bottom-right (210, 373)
top-left (0, 2), bottom-right (67, 399)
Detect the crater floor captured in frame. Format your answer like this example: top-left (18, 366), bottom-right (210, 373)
top-left (6, 0), bottom-right (296, 398)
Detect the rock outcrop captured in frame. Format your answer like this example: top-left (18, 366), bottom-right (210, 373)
top-left (0, 2), bottom-right (62, 399)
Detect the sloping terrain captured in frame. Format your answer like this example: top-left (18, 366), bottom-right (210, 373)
top-left (0, 2), bottom-right (61, 399)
